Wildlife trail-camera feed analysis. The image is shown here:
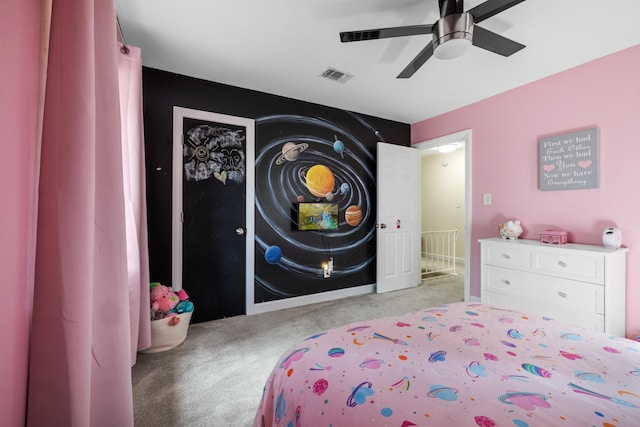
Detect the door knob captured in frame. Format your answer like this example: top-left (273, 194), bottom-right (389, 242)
top-left (235, 227), bottom-right (246, 236)
top-left (378, 223), bottom-right (387, 229)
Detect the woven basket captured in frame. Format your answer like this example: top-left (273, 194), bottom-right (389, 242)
top-left (140, 311), bottom-right (193, 354)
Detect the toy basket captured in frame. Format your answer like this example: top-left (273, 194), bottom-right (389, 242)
top-left (140, 311), bottom-right (193, 354)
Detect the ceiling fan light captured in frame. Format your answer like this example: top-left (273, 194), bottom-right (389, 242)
top-left (433, 13), bottom-right (474, 60)
top-left (434, 37), bottom-right (472, 59)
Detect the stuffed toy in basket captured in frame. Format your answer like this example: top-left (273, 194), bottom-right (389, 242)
top-left (141, 283), bottom-right (194, 354)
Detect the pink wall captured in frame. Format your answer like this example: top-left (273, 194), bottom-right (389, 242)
top-left (412, 45), bottom-right (640, 339)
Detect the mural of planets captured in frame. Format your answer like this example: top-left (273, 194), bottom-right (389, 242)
top-left (333, 136), bottom-right (345, 158)
top-left (276, 141), bottom-right (308, 164)
top-left (304, 164), bottom-right (335, 198)
top-left (345, 205), bottom-right (363, 227)
top-left (253, 112), bottom-right (388, 302)
top-left (264, 245), bottom-right (282, 264)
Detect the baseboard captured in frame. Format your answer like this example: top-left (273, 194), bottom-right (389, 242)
top-left (249, 284), bottom-right (375, 315)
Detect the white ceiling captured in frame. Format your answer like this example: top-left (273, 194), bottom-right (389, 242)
top-left (114, 0), bottom-right (640, 124)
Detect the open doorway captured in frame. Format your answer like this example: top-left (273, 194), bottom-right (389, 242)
top-left (413, 130), bottom-right (471, 301)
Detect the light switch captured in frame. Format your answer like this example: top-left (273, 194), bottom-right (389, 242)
top-left (483, 194), bottom-right (492, 206)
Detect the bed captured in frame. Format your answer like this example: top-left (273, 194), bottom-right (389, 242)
top-left (254, 302), bottom-right (640, 426)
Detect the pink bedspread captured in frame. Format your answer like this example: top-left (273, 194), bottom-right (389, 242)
top-left (254, 302), bottom-right (640, 426)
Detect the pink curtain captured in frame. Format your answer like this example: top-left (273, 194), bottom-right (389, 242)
top-left (0, 1), bottom-right (51, 426)
top-left (0, 0), bottom-right (149, 426)
top-left (118, 43), bottom-right (152, 360)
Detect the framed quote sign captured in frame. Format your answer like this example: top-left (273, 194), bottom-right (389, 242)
top-left (538, 127), bottom-right (599, 191)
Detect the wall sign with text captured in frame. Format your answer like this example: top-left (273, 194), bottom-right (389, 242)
top-left (538, 127), bottom-right (599, 191)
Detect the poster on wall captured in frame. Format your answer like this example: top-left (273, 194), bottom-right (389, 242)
top-left (538, 127), bottom-right (599, 191)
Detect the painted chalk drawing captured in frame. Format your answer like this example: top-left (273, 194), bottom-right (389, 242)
top-left (183, 123), bottom-right (246, 184)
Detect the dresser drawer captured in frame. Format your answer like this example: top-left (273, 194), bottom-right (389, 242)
top-left (534, 252), bottom-right (604, 284)
top-left (482, 291), bottom-right (605, 332)
top-left (484, 243), bottom-right (532, 269)
top-left (484, 266), bottom-right (603, 313)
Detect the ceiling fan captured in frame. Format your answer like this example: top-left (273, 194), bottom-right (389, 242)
top-left (339, 0), bottom-right (527, 78)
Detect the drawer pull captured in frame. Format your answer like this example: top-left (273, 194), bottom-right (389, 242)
top-left (558, 261), bottom-right (567, 268)
top-left (502, 279), bottom-right (511, 285)
top-left (502, 253), bottom-right (511, 260)
top-left (558, 291), bottom-right (567, 298)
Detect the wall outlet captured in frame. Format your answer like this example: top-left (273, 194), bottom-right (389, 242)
top-left (483, 193), bottom-right (492, 206)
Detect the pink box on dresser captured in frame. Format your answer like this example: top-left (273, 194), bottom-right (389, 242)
top-left (540, 230), bottom-right (568, 244)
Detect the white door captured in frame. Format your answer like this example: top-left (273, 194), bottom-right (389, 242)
top-left (376, 142), bottom-right (421, 293)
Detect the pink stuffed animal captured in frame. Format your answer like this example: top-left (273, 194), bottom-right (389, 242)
top-left (150, 284), bottom-right (180, 318)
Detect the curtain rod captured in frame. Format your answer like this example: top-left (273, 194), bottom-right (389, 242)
top-left (116, 15), bottom-right (130, 55)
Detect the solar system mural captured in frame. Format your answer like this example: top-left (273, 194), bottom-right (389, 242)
top-left (141, 67), bottom-right (409, 320)
top-left (254, 112), bottom-right (386, 302)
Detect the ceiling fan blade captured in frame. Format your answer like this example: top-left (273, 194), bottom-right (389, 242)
top-left (438, 0), bottom-right (463, 17)
top-left (467, 0), bottom-right (526, 24)
top-left (472, 25), bottom-right (525, 56)
top-left (397, 41), bottom-right (434, 78)
top-left (340, 25), bottom-right (433, 43)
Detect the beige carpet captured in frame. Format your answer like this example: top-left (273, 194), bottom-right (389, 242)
top-left (132, 272), bottom-right (464, 426)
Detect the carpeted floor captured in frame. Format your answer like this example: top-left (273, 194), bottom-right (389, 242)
top-left (132, 272), bottom-right (464, 426)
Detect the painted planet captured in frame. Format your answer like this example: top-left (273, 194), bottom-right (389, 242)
top-left (333, 139), bottom-right (345, 156)
top-left (340, 183), bottom-right (350, 195)
top-left (345, 205), bottom-right (363, 227)
top-left (305, 165), bottom-right (335, 197)
top-left (276, 141), bottom-right (308, 164)
top-left (264, 245), bottom-right (282, 264)
top-left (325, 191), bottom-right (334, 201)
top-left (296, 195), bottom-right (305, 202)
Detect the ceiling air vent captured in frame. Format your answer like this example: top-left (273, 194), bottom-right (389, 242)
top-left (320, 67), bottom-right (353, 83)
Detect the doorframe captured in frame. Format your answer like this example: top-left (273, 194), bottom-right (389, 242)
top-left (171, 107), bottom-right (255, 299)
top-left (413, 129), bottom-right (472, 302)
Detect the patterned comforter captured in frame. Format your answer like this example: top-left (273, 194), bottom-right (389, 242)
top-left (254, 302), bottom-right (640, 426)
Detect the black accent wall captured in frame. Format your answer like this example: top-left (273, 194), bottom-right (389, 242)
top-left (143, 67), bottom-right (410, 320)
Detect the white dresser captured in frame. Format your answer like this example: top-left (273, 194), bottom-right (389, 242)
top-left (479, 238), bottom-right (628, 336)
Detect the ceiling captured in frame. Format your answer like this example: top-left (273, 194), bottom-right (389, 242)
top-left (114, 0), bottom-right (640, 124)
